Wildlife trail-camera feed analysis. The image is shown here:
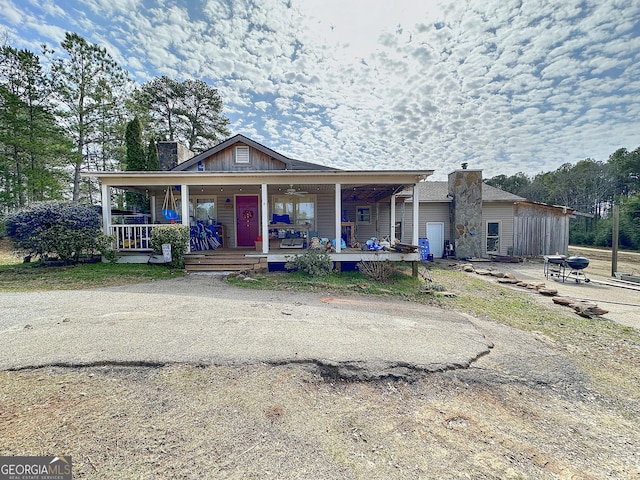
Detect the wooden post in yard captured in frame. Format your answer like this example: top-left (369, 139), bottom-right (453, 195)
top-left (611, 204), bottom-right (619, 277)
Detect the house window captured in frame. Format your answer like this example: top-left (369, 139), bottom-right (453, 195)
top-left (486, 221), bottom-right (500, 254)
top-left (175, 196), bottom-right (217, 225)
top-left (356, 206), bottom-right (371, 224)
top-left (235, 146), bottom-right (250, 164)
top-left (272, 195), bottom-right (315, 227)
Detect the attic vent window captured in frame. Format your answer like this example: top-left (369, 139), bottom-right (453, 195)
top-left (235, 146), bottom-right (250, 164)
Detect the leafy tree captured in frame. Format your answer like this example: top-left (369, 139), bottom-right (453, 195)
top-left (484, 172), bottom-right (531, 197)
top-left (609, 147), bottom-right (640, 197)
top-left (48, 32), bottom-right (131, 203)
top-left (0, 45), bottom-right (71, 211)
top-left (139, 76), bottom-right (230, 152)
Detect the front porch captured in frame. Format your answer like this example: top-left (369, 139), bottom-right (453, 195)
top-left (184, 247), bottom-right (419, 273)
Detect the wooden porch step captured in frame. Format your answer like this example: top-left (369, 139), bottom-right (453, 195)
top-left (186, 264), bottom-right (265, 271)
top-left (185, 257), bottom-right (263, 266)
top-left (184, 252), bottom-right (267, 272)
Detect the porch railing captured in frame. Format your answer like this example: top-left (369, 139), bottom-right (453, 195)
top-left (110, 224), bottom-right (154, 251)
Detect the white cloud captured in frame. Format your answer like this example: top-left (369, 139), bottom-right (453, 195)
top-left (3, 0), bottom-right (640, 180)
top-left (0, 0), bottom-right (23, 24)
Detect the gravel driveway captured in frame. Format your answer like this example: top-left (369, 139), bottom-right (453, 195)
top-left (0, 275), bottom-right (492, 379)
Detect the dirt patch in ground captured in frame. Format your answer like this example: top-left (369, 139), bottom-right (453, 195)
top-left (0, 360), bottom-right (638, 480)
top-left (567, 246), bottom-right (639, 278)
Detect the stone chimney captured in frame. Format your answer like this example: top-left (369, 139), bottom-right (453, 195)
top-left (448, 169), bottom-right (482, 259)
top-left (157, 141), bottom-right (194, 171)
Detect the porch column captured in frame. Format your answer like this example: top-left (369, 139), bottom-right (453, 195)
top-left (180, 184), bottom-right (190, 253)
top-left (261, 183), bottom-right (269, 253)
top-left (101, 182), bottom-right (111, 235)
top-left (390, 194), bottom-right (396, 243)
top-left (180, 184), bottom-right (190, 225)
top-left (334, 183), bottom-right (342, 253)
top-left (412, 183), bottom-right (420, 245)
top-left (150, 193), bottom-right (156, 223)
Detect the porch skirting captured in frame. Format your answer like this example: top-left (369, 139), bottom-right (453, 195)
top-left (184, 249), bottom-right (420, 273)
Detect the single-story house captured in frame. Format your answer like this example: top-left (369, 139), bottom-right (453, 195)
top-left (85, 134), bottom-right (572, 270)
top-left (87, 134), bottom-right (433, 271)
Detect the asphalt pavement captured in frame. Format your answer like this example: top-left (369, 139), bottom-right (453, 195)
top-left (0, 275), bottom-right (493, 380)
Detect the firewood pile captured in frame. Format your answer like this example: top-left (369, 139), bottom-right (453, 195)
top-left (460, 263), bottom-right (609, 319)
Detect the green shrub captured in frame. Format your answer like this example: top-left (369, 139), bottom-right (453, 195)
top-left (285, 249), bottom-right (333, 276)
top-left (150, 224), bottom-right (190, 268)
top-left (95, 233), bottom-right (118, 263)
top-left (5, 201), bottom-right (102, 264)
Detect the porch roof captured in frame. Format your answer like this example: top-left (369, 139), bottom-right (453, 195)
top-left (85, 169), bottom-right (432, 185)
top-left (84, 169), bottom-right (434, 203)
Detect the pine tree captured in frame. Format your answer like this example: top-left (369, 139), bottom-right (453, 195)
top-left (125, 116), bottom-right (145, 171)
top-left (146, 139), bottom-right (159, 170)
top-left (48, 32), bottom-right (130, 203)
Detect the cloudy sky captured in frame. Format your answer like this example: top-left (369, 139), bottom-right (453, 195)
top-left (2, 0), bottom-right (640, 179)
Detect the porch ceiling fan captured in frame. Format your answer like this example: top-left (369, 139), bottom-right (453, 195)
top-left (284, 184), bottom-right (308, 196)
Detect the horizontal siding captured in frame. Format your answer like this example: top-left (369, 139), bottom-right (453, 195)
top-left (482, 203), bottom-right (515, 256)
top-left (385, 201), bottom-right (451, 244)
top-left (316, 194), bottom-right (336, 239)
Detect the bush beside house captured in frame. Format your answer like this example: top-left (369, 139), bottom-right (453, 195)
top-left (150, 224), bottom-right (190, 268)
top-left (5, 201), bottom-right (105, 264)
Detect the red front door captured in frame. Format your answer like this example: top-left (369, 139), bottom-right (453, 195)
top-left (236, 195), bottom-right (259, 247)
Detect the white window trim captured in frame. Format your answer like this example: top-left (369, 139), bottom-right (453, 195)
top-left (176, 195), bottom-right (218, 225)
top-left (271, 194), bottom-right (316, 228)
top-left (486, 220), bottom-right (501, 254)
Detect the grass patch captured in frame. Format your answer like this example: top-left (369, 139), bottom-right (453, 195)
top-left (0, 261), bottom-right (184, 292)
top-left (432, 267), bottom-right (640, 404)
top-left (228, 269), bottom-right (424, 299)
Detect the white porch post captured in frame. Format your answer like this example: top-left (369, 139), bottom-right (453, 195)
top-left (390, 194), bottom-right (396, 243)
top-left (412, 183), bottom-right (420, 245)
top-left (150, 193), bottom-right (156, 223)
top-left (101, 182), bottom-right (111, 235)
top-left (261, 183), bottom-right (269, 253)
top-left (334, 183), bottom-right (342, 253)
top-left (180, 184), bottom-right (190, 253)
top-left (180, 185), bottom-right (190, 225)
